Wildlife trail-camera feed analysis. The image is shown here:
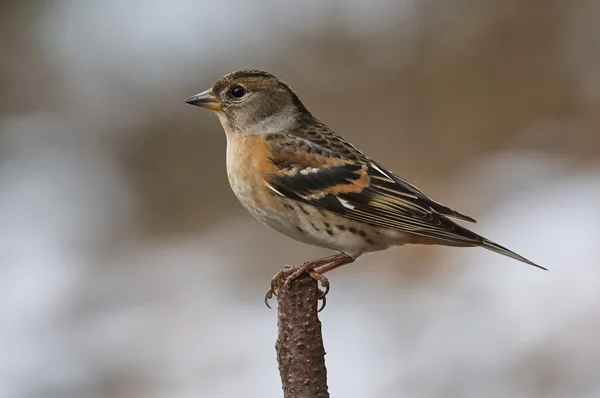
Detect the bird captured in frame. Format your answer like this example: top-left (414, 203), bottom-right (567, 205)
top-left (185, 69), bottom-right (545, 306)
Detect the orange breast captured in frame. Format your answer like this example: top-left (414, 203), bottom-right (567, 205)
top-left (226, 135), bottom-right (278, 208)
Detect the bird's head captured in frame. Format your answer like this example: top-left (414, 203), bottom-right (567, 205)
top-left (186, 69), bottom-right (310, 135)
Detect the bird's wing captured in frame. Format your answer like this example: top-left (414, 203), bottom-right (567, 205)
top-left (370, 160), bottom-right (477, 223)
top-left (264, 133), bottom-right (483, 246)
top-left (283, 121), bottom-right (476, 223)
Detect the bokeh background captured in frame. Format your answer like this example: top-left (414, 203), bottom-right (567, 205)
top-left (1, 1), bottom-right (599, 397)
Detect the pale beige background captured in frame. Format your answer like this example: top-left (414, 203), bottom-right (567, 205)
top-left (1, 1), bottom-right (599, 397)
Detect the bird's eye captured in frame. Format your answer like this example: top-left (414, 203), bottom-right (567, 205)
top-left (230, 85), bottom-right (247, 99)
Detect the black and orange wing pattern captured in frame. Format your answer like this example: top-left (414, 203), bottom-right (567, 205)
top-left (263, 121), bottom-right (544, 269)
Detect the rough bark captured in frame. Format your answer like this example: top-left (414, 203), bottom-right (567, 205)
top-left (275, 271), bottom-right (329, 398)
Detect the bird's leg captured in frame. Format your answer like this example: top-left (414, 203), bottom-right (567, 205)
top-left (299, 253), bottom-right (356, 311)
top-left (265, 253), bottom-right (355, 310)
top-left (284, 253), bottom-right (355, 292)
top-left (312, 254), bottom-right (356, 275)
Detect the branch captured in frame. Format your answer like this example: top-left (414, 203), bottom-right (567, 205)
top-left (275, 270), bottom-right (329, 398)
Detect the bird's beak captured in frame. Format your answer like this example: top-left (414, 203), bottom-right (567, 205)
top-left (185, 89), bottom-right (223, 111)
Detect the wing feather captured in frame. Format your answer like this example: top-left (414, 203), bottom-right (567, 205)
top-left (265, 132), bottom-right (481, 246)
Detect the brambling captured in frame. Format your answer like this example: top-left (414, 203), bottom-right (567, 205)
top-left (186, 69), bottom-right (544, 307)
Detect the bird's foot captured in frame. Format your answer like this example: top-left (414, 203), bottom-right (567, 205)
top-left (284, 266), bottom-right (329, 311)
top-left (264, 263), bottom-right (330, 311)
top-left (264, 264), bottom-right (293, 307)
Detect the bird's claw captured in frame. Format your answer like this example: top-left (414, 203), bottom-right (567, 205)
top-left (264, 266), bottom-right (330, 311)
top-left (308, 270), bottom-right (329, 311)
top-left (264, 265), bottom-right (292, 309)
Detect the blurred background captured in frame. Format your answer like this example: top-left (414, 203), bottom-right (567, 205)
top-left (1, 0), bottom-right (599, 397)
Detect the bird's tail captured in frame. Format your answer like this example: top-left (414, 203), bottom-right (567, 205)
top-left (481, 239), bottom-right (547, 271)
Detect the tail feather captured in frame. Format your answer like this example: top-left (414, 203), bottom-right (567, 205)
top-left (481, 239), bottom-right (547, 271)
